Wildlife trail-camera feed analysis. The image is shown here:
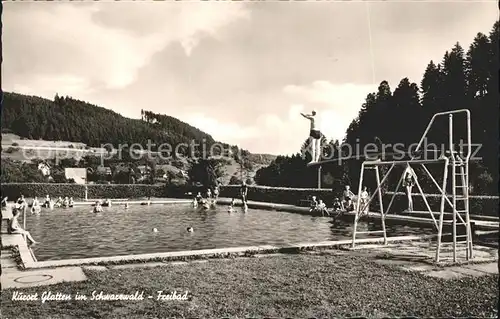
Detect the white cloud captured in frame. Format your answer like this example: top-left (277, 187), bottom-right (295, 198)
top-left (181, 81), bottom-right (376, 154)
top-left (3, 3), bottom-right (249, 94)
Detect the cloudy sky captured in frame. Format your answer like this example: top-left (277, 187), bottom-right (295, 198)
top-left (3, 1), bottom-right (497, 155)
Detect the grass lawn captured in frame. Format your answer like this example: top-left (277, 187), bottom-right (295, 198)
top-left (1, 253), bottom-right (498, 318)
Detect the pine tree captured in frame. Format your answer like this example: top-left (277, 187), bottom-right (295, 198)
top-left (466, 33), bottom-right (491, 98)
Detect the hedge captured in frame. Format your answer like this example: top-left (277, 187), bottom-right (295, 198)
top-left (219, 185), bottom-right (334, 206)
top-left (0, 183), bottom-right (165, 200)
top-left (1, 183), bottom-right (498, 216)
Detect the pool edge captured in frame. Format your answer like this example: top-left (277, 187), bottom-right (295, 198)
top-left (24, 234), bottom-right (437, 270)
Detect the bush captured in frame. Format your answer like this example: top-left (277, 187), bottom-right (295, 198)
top-left (172, 160), bottom-right (185, 169)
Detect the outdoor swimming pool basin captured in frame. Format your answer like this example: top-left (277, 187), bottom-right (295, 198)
top-left (25, 204), bottom-right (435, 261)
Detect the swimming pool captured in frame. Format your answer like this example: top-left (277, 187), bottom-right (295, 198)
top-left (26, 204), bottom-right (435, 261)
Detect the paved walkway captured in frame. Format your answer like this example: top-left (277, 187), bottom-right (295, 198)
top-left (1, 248), bottom-right (87, 289)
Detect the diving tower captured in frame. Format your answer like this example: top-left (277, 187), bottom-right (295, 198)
top-left (309, 110), bottom-right (474, 263)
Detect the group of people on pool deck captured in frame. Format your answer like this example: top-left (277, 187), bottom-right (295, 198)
top-left (192, 182), bottom-right (249, 212)
top-left (309, 185), bottom-right (371, 216)
top-left (2, 194), bottom-right (76, 215)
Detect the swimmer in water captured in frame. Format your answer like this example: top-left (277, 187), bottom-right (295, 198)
top-left (124, 203), bottom-right (129, 209)
top-left (195, 192), bottom-right (203, 204)
top-left (93, 201), bottom-right (103, 213)
top-left (213, 184), bottom-right (220, 202)
top-left (16, 195), bottom-right (27, 214)
top-left (68, 197), bottom-right (74, 208)
top-left (153, 228), bottom-right (158, 232)
top-left (187, 227), bottom-right (193, 232)
top-left (202, 200), bottom-right (210, 210)
top-left (332, 197), bottom-right (342, 212)
top-left (31, 197), bottom-right (41, 215)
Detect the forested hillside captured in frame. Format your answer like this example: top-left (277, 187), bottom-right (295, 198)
top-left (256, 21), bottom-right (499, 195)
top-left (1, 92), bottom-right (218, 152)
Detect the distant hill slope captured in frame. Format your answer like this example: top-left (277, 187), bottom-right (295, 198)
top-left (1, 92), bottom-right (218, 150)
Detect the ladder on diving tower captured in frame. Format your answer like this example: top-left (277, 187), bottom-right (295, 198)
top-left (434, 112), bottom-right (473, 263)
top-left (435, 151), bottom-right (473, 262)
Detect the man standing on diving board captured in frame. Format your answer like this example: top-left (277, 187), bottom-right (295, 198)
top-left (301, 110), bottom-right (321, 164)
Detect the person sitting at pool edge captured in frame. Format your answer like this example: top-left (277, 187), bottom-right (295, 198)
top-left (309, 196), bottom-right (318, 212)
top-left (68, 197), bottom-right (74, 208)
top-left (316, 199), bottom-right (329, 216)
top-left (94, 201), bottom-right (103, 213)
top-left (342, 185), bottom-right (355, 211)
top-left (332, 197), bottom-right (342, 212)
top-left (8, 208), bottom-right (38, 245)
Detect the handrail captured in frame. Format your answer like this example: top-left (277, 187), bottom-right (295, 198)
top-left (412, 109), bottom-right (471, 161)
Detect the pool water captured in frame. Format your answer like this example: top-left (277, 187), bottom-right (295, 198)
top-left (26, 204), bottom-right (434, 261)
